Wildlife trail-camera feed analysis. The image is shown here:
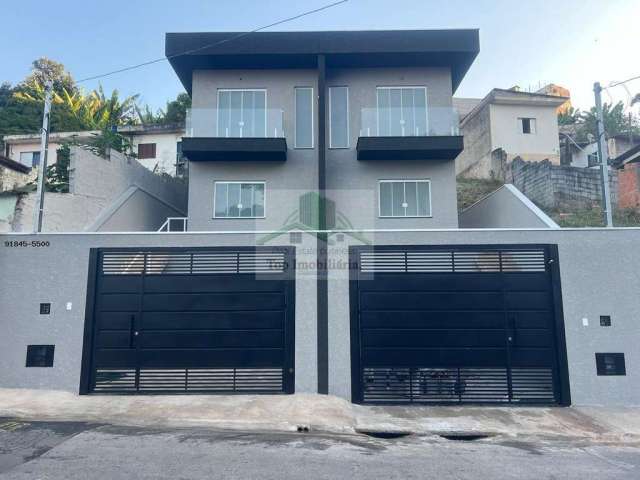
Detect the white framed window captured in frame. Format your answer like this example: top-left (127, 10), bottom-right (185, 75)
top-left (213, 181), bottom-right (265, 219)
top-left (376, 86), bottom-right (428, 137)
top-left (518, 117), bottom-right (536, 135)
top-left (379, 180), bottom-right (431, 218)
top-left (329, 86), bottom-right (349, 148)
top-left (295, 87), bottom-right (314, 149)
top-left (217, 89), bottom-right (267, 138)
top-left (19, 151), bottom-right (40, 167)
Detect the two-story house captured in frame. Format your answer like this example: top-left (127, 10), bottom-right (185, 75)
top-left (170, 30), bottom-right (475, 232)
top-left (4, 29), bottom-right (638, 411)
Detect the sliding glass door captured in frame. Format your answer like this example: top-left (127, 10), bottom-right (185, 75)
top-left (217, 90), bottom-right (267, 137)
top-left (376, 87), bottom-right (427, 137)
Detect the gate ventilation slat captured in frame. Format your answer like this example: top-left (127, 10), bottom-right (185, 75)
top-left (360, 249), bottom-right (546, 273)
top-left (93, 369), bottom-right (137, 391)
top-left (362, 367), bottom-right (556, 404)
top-left (101, 253), bottom-right (145, 275)
top-left (93, 368), bottom-right (284, 393)
top-left (102, 251), bottom-right (287, 275)
top-left (511, 368), bottom-right (555, 402)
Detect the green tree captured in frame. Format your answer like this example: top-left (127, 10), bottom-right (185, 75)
top-left (135, 104), bottom-right (164, 124)
top-left (558, 107), bottom-right (581, 126)
top-left (577, 101), bottom-right (639, 142)
top-left (163, 92), bottom-right (191, 125)
top-left (20, 58), bottom-right (76, 95)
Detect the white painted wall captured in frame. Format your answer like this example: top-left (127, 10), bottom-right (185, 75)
top-left (489, 103), bottom-right (561, 163)
top-left (570, 142), bottom-right (598, 168)
top-left (126, 132), bottom-right (183, 175)
top-left (6, 141), bottom-right (61, 167)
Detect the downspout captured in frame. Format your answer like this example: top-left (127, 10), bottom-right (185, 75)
top-left (316, 54), bottom-right (329, 394)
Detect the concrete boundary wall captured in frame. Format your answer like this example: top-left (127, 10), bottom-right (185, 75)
top-left (459, 184), bottom-right (559, 229)
top-left (1, 228), bottom-right (639, 406)
top-left (510, 158), bottom-right (618, 209)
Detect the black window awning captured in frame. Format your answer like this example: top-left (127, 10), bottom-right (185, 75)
top-left (356, 136), bottom-right (464, 161)
top-left (181, 137), bottom-right (287, 162)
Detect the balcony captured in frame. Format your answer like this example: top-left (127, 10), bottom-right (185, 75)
top-left (182, 108), bottom-right (287, 162)
top-left (357, 106), bottom-right (463, 161)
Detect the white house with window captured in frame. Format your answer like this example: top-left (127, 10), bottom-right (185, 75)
top-left (454, 88), bottom-right (567, 179)
top-left (3, 124), bottom-right (186, 177)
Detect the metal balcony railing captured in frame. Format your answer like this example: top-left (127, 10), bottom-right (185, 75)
top-left (158, 217), bottom-right (187, 232)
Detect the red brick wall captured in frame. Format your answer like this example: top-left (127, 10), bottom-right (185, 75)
top-left (618, 163), bottom-right (640, 209)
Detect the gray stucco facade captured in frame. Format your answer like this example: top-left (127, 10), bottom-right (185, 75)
top-left (187, 67), bottom-right (459, 231)
top-left (1, 228), bottom-right (639, 406)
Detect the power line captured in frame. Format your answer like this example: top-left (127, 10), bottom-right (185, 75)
top-left (606, 74), bottom-right (640, 89)
top-left (76, 0), bottom-right (349, 84)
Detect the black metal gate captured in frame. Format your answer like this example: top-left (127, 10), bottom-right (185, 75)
top-left (80, 247), bottom-right (295, 395)
top-left (349, 245), bottom-right (570, 405)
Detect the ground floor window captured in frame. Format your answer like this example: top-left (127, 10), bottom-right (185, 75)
top-left (379, 180), bottom-right (431, 217)
top-left (214, 181), bottom-right (265, 218)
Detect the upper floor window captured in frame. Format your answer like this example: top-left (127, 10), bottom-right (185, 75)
top-left (379, 180), bottom-right (431, 218)
top-left (19, 151), bottom-right (40, 167)
top-left (519, 117), bottom-right (536, 134)
top-left (295, 87), bottom-right (314, 149)
top-left (214, 181), bottom-right (265, 219)
top-left (217, 89), bottom-right (266, 138)
top-left (329, 86), bottom-right (349, 148)
top-left (137, 143), bottom-right (156, 159)
top-left (377, 87), bottom-right (427, 137)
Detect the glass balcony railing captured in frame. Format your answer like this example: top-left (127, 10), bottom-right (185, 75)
top-left (185, 108), bottom-right (285, 138)
top-left (359, 106), bottom-right (460, 137)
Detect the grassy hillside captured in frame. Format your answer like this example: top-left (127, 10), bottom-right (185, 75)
top-left (457, 177), bottom-right (504, 211)
top-left (548, 207), bottom-right (640, 227)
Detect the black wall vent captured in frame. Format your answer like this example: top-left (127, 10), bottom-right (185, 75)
top-left (600, 316), bottom-right (612, 327)
top-left (26, 345), bottom-right (55, 367)
top-left (39, 303), bottom-right (51, 315)
top-left (595, 353), bottom-right (626, 376)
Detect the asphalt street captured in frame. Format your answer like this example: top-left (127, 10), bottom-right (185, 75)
top-left (1, 418), bottom-right (639, 479)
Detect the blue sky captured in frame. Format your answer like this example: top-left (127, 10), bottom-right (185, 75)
top-left (2, 0), bottom-right (639, 113)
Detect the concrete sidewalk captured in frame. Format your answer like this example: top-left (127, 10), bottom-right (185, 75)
top-left (1, 389), bottom-right (639, 443)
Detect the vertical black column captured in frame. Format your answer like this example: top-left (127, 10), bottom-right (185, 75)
top-left (316, 54), bottom-right (329, 394)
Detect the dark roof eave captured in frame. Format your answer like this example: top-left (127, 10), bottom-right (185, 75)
top-left (165, 29), bottom-right (480, 94)
top-left (614, 143), bottom-right (640, 168)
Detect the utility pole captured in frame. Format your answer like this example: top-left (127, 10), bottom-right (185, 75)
top-left (593, 82), bottom-right (613, 227)
top-left (32, 80), bottom-right (53, 233)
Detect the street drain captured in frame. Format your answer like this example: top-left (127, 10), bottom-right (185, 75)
top-left (439, 433), bottom-right (490, 441)
top-left (357, 430), bottom-right (412, 439)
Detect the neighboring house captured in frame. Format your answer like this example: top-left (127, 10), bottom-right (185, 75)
top-left (4, 29), bottom-right (640, 411)
top-left (117, 123), bottom-right (186, 175)
top-left (454, 88), bottom-right (567, 179)
top-left (536, 83), bottom-right (572, 114)
top-left (560, 131), bottom-right (640, 169)
top-left (0, 146), bottom-right (187, 233)
top-left (614, 142), bottom-right (640, 209)
top-left (3, 130), bottom-right (97, 170)
top-left (2, 124), bottom-right (186, 176)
